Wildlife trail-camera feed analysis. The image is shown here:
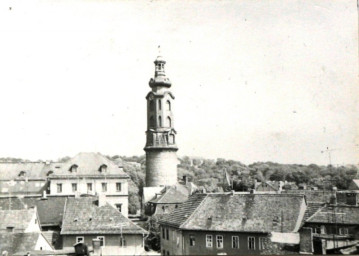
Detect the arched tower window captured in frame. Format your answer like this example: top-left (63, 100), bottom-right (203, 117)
top-left (149, 100), bottom-right (155, 111)
top-left (149, 116), bottom-right (155, 127)
top-left (167, 117), bottom-right (171, 127)
top-left (158, 100), bottom-right (161, 110)
top-left (159, 116), bottom-right (162, 127)
top-left (166, 100), bottom-right (171, 111)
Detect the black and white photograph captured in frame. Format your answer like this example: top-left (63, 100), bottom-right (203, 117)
top-left (0, 0), bottom-right (358, 255)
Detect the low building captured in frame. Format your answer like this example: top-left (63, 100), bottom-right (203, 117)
top-left (61, 197), bottom-right (148, 255)
top-left (159, 192), bottom-right (307, 255)
top-left (145, 180), bottom-right (198, 216)
top-left (48, 152), bottom-right (130, 217)
top-left (304, 204), bottom-right (359, 254)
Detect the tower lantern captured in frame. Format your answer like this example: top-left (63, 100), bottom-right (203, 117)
top-left (144, 54), bottom-right (178, 187)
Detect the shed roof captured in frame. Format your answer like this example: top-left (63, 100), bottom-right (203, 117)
top-left (61, 197), bottom-right (148, 235)
top-left (160, 193), bottom-right (306, 233)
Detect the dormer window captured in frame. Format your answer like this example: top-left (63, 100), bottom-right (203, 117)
top-left (99, 164), bottom-right (107, 173)
top-left (69, 164), bottom-right (78, 173)
top-left (18, 171), bottom-right (26, 177)
top-left (46, 170), bottom-right (54, 176)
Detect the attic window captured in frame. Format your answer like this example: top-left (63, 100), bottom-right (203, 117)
top-left (46, 170), bottom-right (54, 176)
top-left (99, 164), bottom-right (107, 173)
top-left (74, 218), bottom-right (78, 222)
top-left (6, 227), bottom-right (14, 232)
top-left (69, 164), bottom-right (78, 173)
top-left (18, 171), bottom-right (26, 177)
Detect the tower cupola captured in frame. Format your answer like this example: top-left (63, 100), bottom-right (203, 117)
top-left (149, 56), bottom-right (172, 88)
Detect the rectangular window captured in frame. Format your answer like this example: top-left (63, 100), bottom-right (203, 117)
top-left (248, 237), bottom-right (255, 250)
top-left (72, 183), bottom-right (77, 192)
top-left (87, 183), bottom-right (92, 192)
top-left (259, 237), bottom-right (267, 250)
top-left (119, 236), bottom-right (126, 247)
top-left (216, 235), bottom-right (223, 249)
top-left (206, 235), bottom-right (213, 248)
top-left (57, 183), bottom-right (62, 193)
top-left (76, 236), bottom-right (84, 243)
top-left (102, 183), bottom-right (107, 192)
top-left (232, 236), bottom-right (239, 249)
top-left (189, 235), bottom-right (195, 246)
top-left (162, 227), bottom-right (165, 239)
top-left (97, 236), bottom-right (105, 247)
top-left (116, 183), bottom-right (122, 192)
top-left (115, 204), bottom-right (122, 212)
top-left (166, 228), bottom-right (169, 240)
top-left (339, 228), bottom-right (349, 235)
top-left (162, 250), bottom-right (165, 256)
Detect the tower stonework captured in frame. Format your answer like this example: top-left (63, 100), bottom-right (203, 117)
top-left (144, 55), bottom-right (178, 187)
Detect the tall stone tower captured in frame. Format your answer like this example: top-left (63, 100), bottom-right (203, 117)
top-left (144, 55), bottom-right (178, 187)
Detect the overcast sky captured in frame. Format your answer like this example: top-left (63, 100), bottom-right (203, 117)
top-left (0, 0), bottom-right (358, 165)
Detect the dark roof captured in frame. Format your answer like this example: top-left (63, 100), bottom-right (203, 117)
top-left (304, 202), bottom-right (325, 220)
top-left (49, 152), bottom-right (129, 178)
top-left (0, 233), bottom-right (42, 255)
top-left (149, 184), bottom-right (191, 204)
top-left (61, 197), bottom-right (148, 235)
top-left (0, 162), bottom-right (61, 181)
top-left (0, 208), bottom-right (36, 231)
top-left (0, 196), bottom-right (67, 227)
top-left (306, 205), bottom-right (359, 225)
top-left (160, 193), bottom-right (306, 233)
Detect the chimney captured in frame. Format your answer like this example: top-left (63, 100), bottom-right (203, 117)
top-left (98, 194), bottom-right (106, 207)
top-left (92, 239), bottom-right (101, 255)
top-left (42, 190), bottom-right (47, 200)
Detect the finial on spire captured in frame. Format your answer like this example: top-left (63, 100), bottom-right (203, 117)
top-left (158, 45), bottom-right (161, 56)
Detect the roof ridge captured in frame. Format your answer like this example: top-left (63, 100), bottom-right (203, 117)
top-left (179, 194), bottom-right (208, 229)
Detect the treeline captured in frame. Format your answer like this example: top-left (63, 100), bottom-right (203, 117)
top-left (118, 155), bottom-right (359, 213)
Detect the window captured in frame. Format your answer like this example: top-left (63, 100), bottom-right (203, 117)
top-left (248, 237), bottom-right (255, 250)
top-left (149, 116), bottom-right (155, 127)
top-left (167, 251), bottom-right (170, 256)
top-left (339, 228), bottom-right (349, 235)
top-left (158, 100), bottom-right (161, 110)
top-left (72, 183), bottom-right (77, 192)
top-left (69, 164), bottom-right (78, 173)
top-left (102, 183), bottom-right (107, 192)
top-left (116, 183), bottom-right (122, 192)
top-left (313, 226), bottom-right (321, 234)
top-left (216, 235), bottom-right (223, 249)
top-left (166, 100), bottom-right (171, 111)
top-left (259, 237), bottom-right (267, 250)
top-left (115, 204), bottom-right (122, 212)
top-left (97, 236), bottom-right (105, 247)
top-left (167, 117), bottom-right (171, 127)
top-left (206, 235), bottom-right (213, 248)
top-left (99, 164), bottom-right (107, 173)
top-left (159, 116), bottom-right (162, 127)
top-left (189, 235), bottom-right (195, 246)
top-left (149, 100), bottom-right (155, 111)
top-left (87, 183), bottom-right (92, 192)
top-left (166, 228), bottom-right (169, 240)
top-left (162, 250), bottom-right (165, 256)
top-left (76, 237), bottom-right (84, 243)
top-left (162, 227), bottom-right (165, 239)
top-left (232, 236), bottom-right (240, 249)
top-left (119, 236), bottom-right (126, 247)
top-left (57, 184), bottom-right (62, 193)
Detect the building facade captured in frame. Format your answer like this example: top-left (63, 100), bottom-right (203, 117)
top-left (48, 152), bottom-right (129, 217)
top-left (144, 55), bottom-right (178, 187)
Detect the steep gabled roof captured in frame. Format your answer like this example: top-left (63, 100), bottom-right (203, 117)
top-left (149, 184), bottom-right (191, 204)
top-left (306, 205), bottom-right (359, 225)
top-left (0, 196), bottom-right (67, 227)
top-left (160, 193), bottom-right (306, 233)
top-left (0, 208), bottom-right (35, 231)
top-left (49, 152), bottom-right (128, 178)
top-left (61, 197), bottom-right (148, 235)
